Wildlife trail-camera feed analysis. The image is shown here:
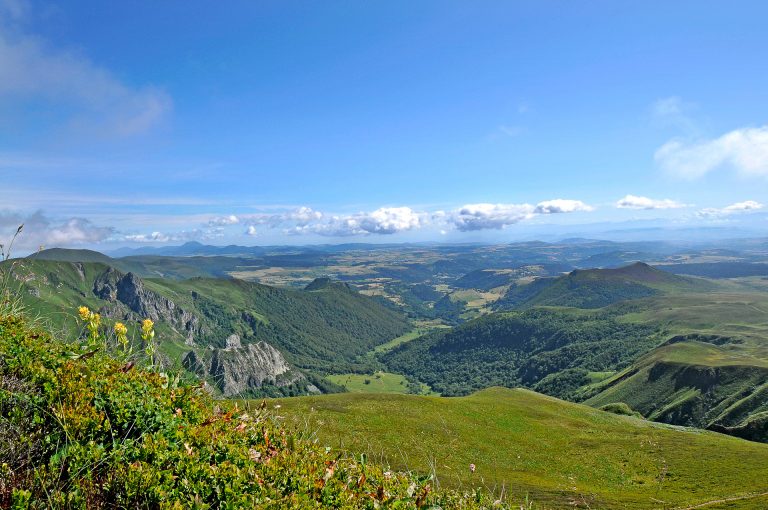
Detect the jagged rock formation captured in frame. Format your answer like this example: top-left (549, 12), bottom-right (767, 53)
top-left (183, 341), bottom-right (303, 397)
top-left (225, 334), bottom-right (242, 349)
top-left (92, 268), bottom-right (201, 344)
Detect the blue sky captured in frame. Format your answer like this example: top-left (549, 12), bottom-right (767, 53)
top-left (1, 0), bottom-right (767, 250)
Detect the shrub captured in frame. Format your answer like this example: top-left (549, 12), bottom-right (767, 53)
top-left (599, 402), bottom-right (643, 418)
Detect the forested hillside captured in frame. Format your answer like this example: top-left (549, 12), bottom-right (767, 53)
top-left (1, 259), bottom-right (410, 395)
top-left (383, 309), bottom-right (659, 396)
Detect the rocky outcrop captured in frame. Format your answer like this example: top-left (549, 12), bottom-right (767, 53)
top-left (93, 269), bottom-right (201, 344)
top-left (183, 340), bottom-right (303, 397)
top-left (93, 267), bottom-right (121, 301)
top-left (225, 334), bottom-right (242, 350)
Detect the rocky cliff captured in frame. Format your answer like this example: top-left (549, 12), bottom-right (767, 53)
top-left (93, 268), bottom-right (201, 344)
top-left (182, 334), bottom-right (305, 396)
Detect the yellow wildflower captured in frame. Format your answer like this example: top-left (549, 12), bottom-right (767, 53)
top-left (141, 318), bottom-right (155, 343)
top-left (78, 306), bottom-right (91, 321)
top-left (114, 321), bottom-right (129, 352)
top-left (114, 322), bottom-right (128, 336)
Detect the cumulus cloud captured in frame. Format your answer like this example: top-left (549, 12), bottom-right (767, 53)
top-left (723, 200), bottom-right (764, 212)
top-left (211, 207), bottom-right (323, 230)
top-left (655, 126), bottom-right (768, 179)
top-left (208, 214), bottom-right (240, 226)
top-left (284, 206), bottom-right (323, 226)
top-left (533, 199), bottom-right (593, 214)
top-left (0, 8), bottom-right (171, 137)
top-left (450, 203), bottom-right (535, 231)
top-left (0, 210), bottom-right (114, 250)
top-left (448, 199), bottom-right (592, 232)
top-left (697, 200), bottom-right (764, 219)
top-left (291, 207), bottom-right (422, 237)
top-left (245, 225), bottom-right (257, 236)
top-left (615, 195), bottom-right (687, 210)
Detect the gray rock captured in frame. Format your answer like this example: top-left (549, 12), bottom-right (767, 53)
top-left (183, 340), bottom-right (302, 397)
top-left (225, 334), bottom-right (242, 350)
top-left (92, 269), bottom-right (201, 343)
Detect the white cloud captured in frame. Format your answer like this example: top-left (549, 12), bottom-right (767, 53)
top-left (724, 200), bottom-right (763, 212)
top-left (245, 225), bottom-right (257, 236)
top-left (449, 203), bottom-right (534, 231)
top-left (293, 207), bottom-right (422, 237)
top-left (356, 207), bottom-right (421, 234)
top-left (534, 199), bottom-right (593, 214)
top-left (615, 194), bottom-right (687, 210)
top-left (284, 206), bottom-right (323, 226)
top-left (0, 14), bottom-right (171, 136)
top-left (697, 200), bottom-right (764, 218)
top-left (208, 214), bottom-right (240, 226)
top-left (655, 126), bottom-right (768, 179)
top-left (448, 199), bottom-right (592, 232)
top-left (0, 210), bottom-right (113, 250)
top-left (232, 207), bottom-right (323, 229)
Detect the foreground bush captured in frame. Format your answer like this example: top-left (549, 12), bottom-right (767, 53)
top-left (0, 312), bottom-right (504, 509)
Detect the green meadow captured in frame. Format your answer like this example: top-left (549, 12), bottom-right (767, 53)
top-left (271, 388), bottom-right (768, 509)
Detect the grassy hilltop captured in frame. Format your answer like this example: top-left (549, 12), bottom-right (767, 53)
top-left (273, 388), bottom-right (768, 509)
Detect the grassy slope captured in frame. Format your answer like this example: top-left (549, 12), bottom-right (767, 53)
top-left (27, 247), bottom-right (259, 280)
top-left (272, 388), bottom-right (768, 509)
top-left (2, 259), bottom-right (112, 331)
top-left (27, 248), bottom-right (114, 265)
top-left (325, 371), bottom-right (428, 394)
top-left (584, 341), bottom-right (768, 431)
top-left (581, 279), bottom-right (768, 439)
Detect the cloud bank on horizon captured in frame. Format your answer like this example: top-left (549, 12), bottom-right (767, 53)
top-left (2, 196), bottom-right (766, 250)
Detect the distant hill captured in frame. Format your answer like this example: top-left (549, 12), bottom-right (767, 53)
top-left (577, 250), bottom-right (660, 268)
top-left (496, 262), bottom-right (706, 310)
top-left (116, 254), bottom-right (257, 279)
top-left (27, 247), bottom-right (263, 280)
top-left (453, 269), bottom-right (514, 290)
top-left (108, 241), bottom-right (268, 258)
top-left (275, 387), bottom-right (768, 508)
top-left (657, 262), bottom-right (768, 278)
top-left (28, 247), bottom-right (114, 265)
top-left (492, 276), bottom-right (556, 310)
top-left (303, 277), bottom-right (353, 292)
